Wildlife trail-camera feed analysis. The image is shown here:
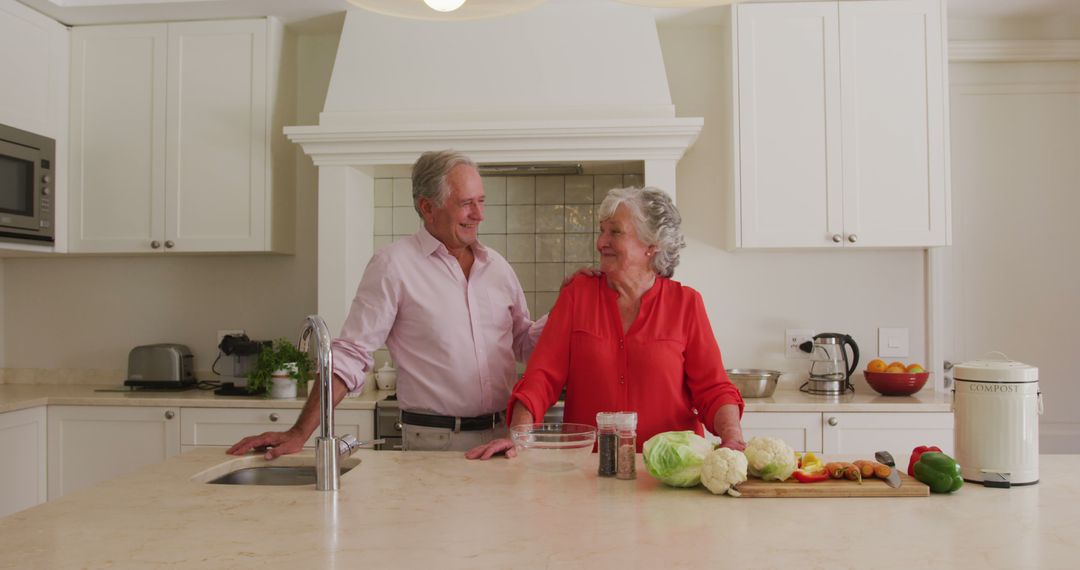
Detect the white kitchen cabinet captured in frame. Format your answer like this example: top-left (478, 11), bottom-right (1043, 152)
top-left (822, 412), bottom-right (954, 457)
top-left (730, 0), bottom-right (949, 249)
top-left (68, 18), bottom-right (294, 254)
top-left (0, 407), bottom-right (47, 517)
top-left (741, 412), bottom-right (823, 452)
top-left (47, 405), bottom-right (181, 499)
top-left (0, 0), bottom-right (67, 139)
top-left (179, 407), bottom-right (374, 453)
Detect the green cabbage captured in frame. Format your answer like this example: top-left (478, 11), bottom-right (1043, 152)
top-left (642, 431), bottom-right (715, 487)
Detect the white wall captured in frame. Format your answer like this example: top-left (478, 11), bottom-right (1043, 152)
top-left (945, 59), bottom-right (1080, 452)
top-left (657, 24), bottom-right (928, 378)
top-left (0, 30), bottom-right (340, 378)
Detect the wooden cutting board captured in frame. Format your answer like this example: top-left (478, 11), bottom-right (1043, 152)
top-left (734, 472), bottom-right (929, 498)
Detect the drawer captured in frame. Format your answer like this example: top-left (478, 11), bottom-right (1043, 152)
top-left (180, 408), bottom-right (373, 447)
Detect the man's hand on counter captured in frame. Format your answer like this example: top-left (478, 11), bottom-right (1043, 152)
top-left (226, 427), bottom-right (307, 459)
top-left (465, 438), bottom-right (516, 460)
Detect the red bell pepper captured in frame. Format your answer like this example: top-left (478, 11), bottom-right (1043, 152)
top-left (792, 470), bottom-right (830, 483)
top-left (908, 445), bottom-right (943, 477)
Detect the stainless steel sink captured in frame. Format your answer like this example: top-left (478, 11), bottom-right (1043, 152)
top-left (207, 465), bottom-right (354, 486)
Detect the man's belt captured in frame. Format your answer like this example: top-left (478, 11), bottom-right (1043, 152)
top-left (400, 409), bottom-right (503, 432)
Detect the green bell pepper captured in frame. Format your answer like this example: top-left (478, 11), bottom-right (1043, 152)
top-left (913, 451), bottom-right (964, 493)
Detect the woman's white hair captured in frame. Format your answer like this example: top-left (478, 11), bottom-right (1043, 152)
top-left (597, 186), bottom-right (685, 277)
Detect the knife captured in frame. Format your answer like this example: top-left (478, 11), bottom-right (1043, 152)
top-left (875, 450), bottom-right (902, 488)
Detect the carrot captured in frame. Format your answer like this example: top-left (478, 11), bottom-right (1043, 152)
top-left (853, 460), bottom-right (876, 478)
top-left (825, 462), bottom-right (848, 479)
top-left (874, 463), bottom-right (892, 479)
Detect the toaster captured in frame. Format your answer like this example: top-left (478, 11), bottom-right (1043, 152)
top-left (124, 344), bottom-right (196, 388)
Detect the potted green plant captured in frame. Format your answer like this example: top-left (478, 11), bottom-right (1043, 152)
top-left (247, 338), bottom-right (313, 399)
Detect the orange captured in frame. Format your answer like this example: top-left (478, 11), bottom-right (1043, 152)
top-left (867, 359), bottom-right (887, 373)
top-left (888, 361), bottom-right (906, 370)
top-left (885, 364), bottom-right (908, 374)
top-left (906, 363), bottom-right (926, 373)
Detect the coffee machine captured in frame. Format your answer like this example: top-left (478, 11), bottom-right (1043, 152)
top-left (799, 333), bottom-right (860, 395)
top-left (214, 333), bottom-right (270, 386)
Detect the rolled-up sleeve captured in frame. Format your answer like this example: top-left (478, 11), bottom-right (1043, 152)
top-left (683, 291), bottom-right (744, 425)
top-left (331, 251), bottom-right (400, 393)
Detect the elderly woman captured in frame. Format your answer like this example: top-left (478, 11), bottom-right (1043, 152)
top-left (467, 187), bottom-right (745, 460)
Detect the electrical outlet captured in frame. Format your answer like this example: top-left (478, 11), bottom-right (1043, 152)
top-left (785, 329), bottom-right (815, 358)
top-left (216, 329), bottom-right (245, 347)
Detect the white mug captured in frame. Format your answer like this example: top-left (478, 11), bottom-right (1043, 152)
top-left (375, 369), bottom-right (397, 391)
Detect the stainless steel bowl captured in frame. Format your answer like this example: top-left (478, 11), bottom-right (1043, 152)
top-left (726, 368), bottom-right (782, 398)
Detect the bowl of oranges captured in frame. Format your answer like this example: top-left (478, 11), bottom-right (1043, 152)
top-left (864, 359), bottom-right (929, 396)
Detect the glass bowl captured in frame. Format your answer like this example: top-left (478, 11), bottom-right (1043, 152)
top-left (864, 370), bottom-right (930, 396)
top-left (510, 423), bottom-right (596, 472)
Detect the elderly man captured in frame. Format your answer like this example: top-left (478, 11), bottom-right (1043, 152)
top-left (228, 150), bottom-right (545, 455)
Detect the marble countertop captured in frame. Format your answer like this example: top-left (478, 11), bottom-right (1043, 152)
top-left (0, 383), bottom-right (391, 413)
top-left (0, 447), bottom-right (1075, 568)
top-left (0, 381), bottom-right (951, 415)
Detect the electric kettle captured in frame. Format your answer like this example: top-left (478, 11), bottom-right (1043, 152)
top-left (799, 333), bottom-right (860, 395)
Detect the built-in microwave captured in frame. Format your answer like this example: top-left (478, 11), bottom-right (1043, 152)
top-left (0, 122), bottom-right (55, 245)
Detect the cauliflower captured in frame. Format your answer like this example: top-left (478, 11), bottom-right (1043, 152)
top-left (700, 448), bottom-right (748, 496)
top-left (743, 436), bottom-right (797, 482)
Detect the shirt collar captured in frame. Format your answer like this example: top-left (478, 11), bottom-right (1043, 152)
top-left (415, 225), bottom-right (490, 262)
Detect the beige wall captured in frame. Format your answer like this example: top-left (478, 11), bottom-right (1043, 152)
top-left (945, 59), bottom-right (1080, 452)
top-left (0, 30), bottom-right (340, 377)
top-left (657, 24), bottom-right (928, 377)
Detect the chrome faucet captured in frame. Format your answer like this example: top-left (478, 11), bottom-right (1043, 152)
top-left (298, 314), bottom-right (364, 491)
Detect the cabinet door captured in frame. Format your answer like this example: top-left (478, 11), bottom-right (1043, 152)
top-left (180, 408), bottom-right (374, 448)
top-left (741, 412), bottom-right (823, 452)
top-left (822, 412), bottom-right (953, 457)
top-left (165, 20), bottom-right (268, 252)
top-left (69, 24), bottom-right (168, 253)
top-left (735, 2), bottom-right (843, 248)
top-left (0, 0), bottom-right (66, 138)
top-left (0, 407), bottom-right (47, 517)
top-left (839, 0), bottom-right (948, 247)
top-left (47, 405), bottom-right (180, 499)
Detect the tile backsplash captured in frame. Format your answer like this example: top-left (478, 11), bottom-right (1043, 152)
top-left (373, 169), bottom-right (644, 319)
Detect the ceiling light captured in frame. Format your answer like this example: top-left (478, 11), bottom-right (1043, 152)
top-left (424, 0), bottom-right (467, 11)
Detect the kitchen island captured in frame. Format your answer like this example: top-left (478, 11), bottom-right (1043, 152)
top-left (1, 448), bottom-right (1076, 569)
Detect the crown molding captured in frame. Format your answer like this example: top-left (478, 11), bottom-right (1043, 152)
top-left (950, 40), bottom-right (1080, 62)
top-left (285, 118), bottom-right (705, 166)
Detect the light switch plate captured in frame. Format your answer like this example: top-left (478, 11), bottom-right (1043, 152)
top-left (878, 327), bottom-right (909, 358)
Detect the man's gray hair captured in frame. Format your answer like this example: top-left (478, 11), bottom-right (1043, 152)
top-left (411, 150), bottom-right (478, 216)
top-left (597, 186), bottom-right (686, 278)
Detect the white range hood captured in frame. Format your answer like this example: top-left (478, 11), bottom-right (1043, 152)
top-left (286, 0), bottom-right (703, 333)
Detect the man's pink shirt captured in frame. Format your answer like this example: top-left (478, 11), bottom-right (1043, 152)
top-left (331, 227), bottom-right (545, 417)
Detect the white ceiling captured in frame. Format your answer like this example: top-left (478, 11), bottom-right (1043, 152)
top-left (15, 0), bottom-right (1080, 28)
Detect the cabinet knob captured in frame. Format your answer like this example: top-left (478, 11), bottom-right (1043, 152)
top-left (270, 413), bottom-right (280, 422)
top-left (847, 234), bottom-right (858, 243)
top-left (394, 421), bottom-right (403, 431)
top-left (165, 411), bottom-right (175, 420)
top-left (832, 234), bottom-right (842, 243)
top-left (165, 240), bottom-right (175, 249)
top-left (827, 416), bottom-right (838, 426)
top-left (151, 240), bottom-right (161, 249)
